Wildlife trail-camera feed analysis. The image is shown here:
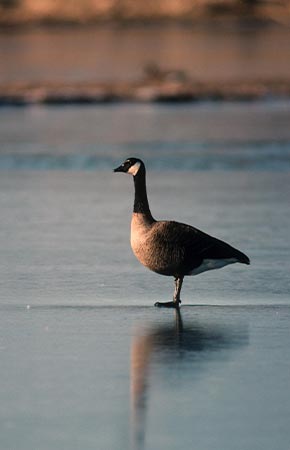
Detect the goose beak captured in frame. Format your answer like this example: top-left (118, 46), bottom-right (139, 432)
top-left (113, 164), bottom-right (125, 173)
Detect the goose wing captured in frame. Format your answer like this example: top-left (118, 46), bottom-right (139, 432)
top-left (154, 221), bottom-right (249, 274)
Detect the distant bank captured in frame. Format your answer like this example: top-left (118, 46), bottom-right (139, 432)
top-left (0, 0), bottom-right (289, 27)
top-left (1, 77), bottom-right (290, 105)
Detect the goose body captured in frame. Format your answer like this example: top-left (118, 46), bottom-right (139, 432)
top-left (114, 158), bottom-right (250, 308)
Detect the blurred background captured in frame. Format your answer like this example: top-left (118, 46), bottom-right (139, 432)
top-left (1, 0), bottom-right (290, 25)
top-left (1, 0), bottom-right (290, 170)
top-left (1, 0), bottom-right (290, 87)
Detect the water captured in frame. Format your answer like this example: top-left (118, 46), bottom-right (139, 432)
top-left (1, 101), bottom-right (290, 170)
top-left (0, 305), bottom-right (289, 450)
top-left (0, 101), bottom-right (290, 449)
top-left (1, 26), bottom-right (290, 83)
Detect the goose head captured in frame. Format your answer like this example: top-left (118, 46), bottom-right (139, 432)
top-left (114, 157), bottom-right (144, 177)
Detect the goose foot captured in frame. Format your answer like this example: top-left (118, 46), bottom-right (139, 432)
top-left (154, 300), bottom-right (181, 309)
top-left (154, 277), bottom-right (183, 308)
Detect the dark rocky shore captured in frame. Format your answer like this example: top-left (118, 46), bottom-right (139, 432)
top-left (1, 77), bottom-right (290, 105)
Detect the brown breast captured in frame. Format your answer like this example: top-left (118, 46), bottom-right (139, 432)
top-left (130, 214), bottom-right (181, 276)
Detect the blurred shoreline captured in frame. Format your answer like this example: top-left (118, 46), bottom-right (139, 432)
top-left (1, 76), bottom-right (290, 105)
top-left (0, 0), bottom-right (290, 27)
top-left (2, 2), bottom-right (290, 104)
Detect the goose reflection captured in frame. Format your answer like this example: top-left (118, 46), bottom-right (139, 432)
top-left (130, 309), bottom-right (248, 450)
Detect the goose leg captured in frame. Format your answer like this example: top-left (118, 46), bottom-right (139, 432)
top-left (174, 276), bottom-right (183, 305)
top-left (154, 276), bottom-right (183, 309)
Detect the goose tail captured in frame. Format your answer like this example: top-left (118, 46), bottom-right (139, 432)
top-left (237, 251), bottom-right (250, 265)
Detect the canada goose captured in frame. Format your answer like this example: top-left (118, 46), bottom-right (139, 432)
top-left (114, 158), bottom-right (250, 308)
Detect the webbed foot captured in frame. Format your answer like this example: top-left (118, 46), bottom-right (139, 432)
top-left (154, 300), bottom-right (181, 309)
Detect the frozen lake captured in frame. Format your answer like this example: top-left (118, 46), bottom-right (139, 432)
top-left (0, 102), bottom-right (290, 449)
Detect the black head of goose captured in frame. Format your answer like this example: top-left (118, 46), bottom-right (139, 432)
top-left (114, 157), bottom-right (250, 308)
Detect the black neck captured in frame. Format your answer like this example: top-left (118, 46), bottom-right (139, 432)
top-left (133, 166), bottom-right (154, 220)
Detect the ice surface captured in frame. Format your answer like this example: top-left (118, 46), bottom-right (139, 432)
top-left (0, 102), bottom-right (289, 449)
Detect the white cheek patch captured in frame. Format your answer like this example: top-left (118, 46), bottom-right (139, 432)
top-left (128, 162), bottom-right (141, 176)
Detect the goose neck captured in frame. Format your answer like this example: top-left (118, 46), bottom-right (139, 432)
top-left (133, 170), bottom-right (154, 221)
